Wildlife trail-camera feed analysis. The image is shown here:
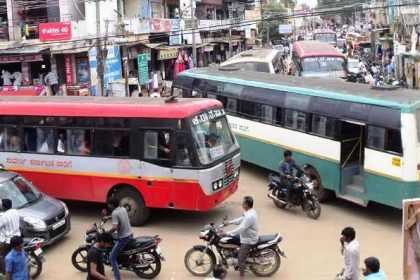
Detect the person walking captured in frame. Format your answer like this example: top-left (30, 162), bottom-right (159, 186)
top-left (4, 236), bottom-right (29, 280)
top-left (362, 257), bottom-right (388, 280)
top-left (87, 232), bottom-right (114, 280)
top-left (106, 197), bottom-right (133, 280)
top-left (44, 70), bottom-right (59, 96)
top-left (0, 199), bottom-right (21, 274)
top-left (223, 196), bottom-right (258, 280)
top-left (338, 227), bottom-right (360, 280)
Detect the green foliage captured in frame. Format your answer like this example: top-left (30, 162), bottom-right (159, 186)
top-left (259, 0), bottom-right (288, 43)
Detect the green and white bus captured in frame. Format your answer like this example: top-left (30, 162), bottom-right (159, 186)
top-left (173, 67), bottom-right (420, 208)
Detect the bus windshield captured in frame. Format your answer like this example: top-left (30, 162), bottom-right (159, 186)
top-left (190, 108), bottom-right (239, 165)
top-left (314, 33), bottom-right (337, 43)
top-left (302, 57), bottom-right (345, 73)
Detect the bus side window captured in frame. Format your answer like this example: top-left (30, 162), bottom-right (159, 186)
top-left (285, 109), bottom-right (307, 131)
top-left (367, 126), bottom-right (385, 150)
top-left (226, 98), bottom-right (238, 115)
top-left (274, 107), bottom-right (283, 126)
top-left (386, 129), bottom-right (402, 155)
top-left (3, 127), bottom-right (21, 152)
top-left (175, 134), bottom-right (191, 166)
top-left (0, 127), bottom-right (4, 151)
top-left (143, 130), bottom-right (171, 160)
top-left (260, 105), bottom-right (274, 124)
top-left (67, 129), bottom-right (91, 155)
top-left (94, 130), bottom-right (130, 157)
top-left (311, 115), bottom-right (336, 139)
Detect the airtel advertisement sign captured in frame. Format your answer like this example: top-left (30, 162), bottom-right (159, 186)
top-left (39, 22), bottom-right (72, 41)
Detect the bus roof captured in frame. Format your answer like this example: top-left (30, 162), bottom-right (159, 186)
top-left (0, 96), bottom-right (221, 118)
top-left (221, 48), bottom-right (278, 65)
top-left (177, 67), bottom-right (420, 112)
top-left (293, 41), bottom-right (344, 58)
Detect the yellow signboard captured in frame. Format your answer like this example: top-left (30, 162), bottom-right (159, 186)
top-left (392, 157), bottom-right (401, 167)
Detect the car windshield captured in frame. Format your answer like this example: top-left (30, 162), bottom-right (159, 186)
top-left (190, 108), bottom-right (239, 165)
top-left (0, 176), bottom-right (42, 208)
top-left (314, 33), bottom-right (337, 43)
top-left (302, 57), bottom-right (345, 73)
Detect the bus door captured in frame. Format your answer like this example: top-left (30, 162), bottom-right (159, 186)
top-left (339, 120), bottom-right (367, 205)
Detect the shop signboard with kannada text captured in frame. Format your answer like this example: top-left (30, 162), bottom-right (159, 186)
top-left (64, 54), bottom-right (74, 85)
top-left (170, 19), bottom-right (182, 45)
top-left (158, 49), bottom-right (179, 60)
top-left (138, 54), bottom-right (149, 85)
top-left (39, 22), bottom-right (72, 41)
top-left (89, 45), bottom-right (122, 96)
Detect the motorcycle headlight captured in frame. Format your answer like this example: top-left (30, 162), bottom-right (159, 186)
top-left (23, 216), bottom-right (47, 231)
top-left (61, 201), bottom-right (69, 216)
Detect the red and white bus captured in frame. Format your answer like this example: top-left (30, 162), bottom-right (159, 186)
top-left (292, 41), bottom-right (346, 79)
top-left (0, 97), bottom-right (240, 225)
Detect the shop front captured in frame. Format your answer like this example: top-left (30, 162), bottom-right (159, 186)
top-left (0, 46), bottom-right (50, 96)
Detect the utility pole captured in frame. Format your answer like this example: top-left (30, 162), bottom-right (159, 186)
top-left (95, 0), bottom-right (103, 97)
top-left (191, 0), bottom-right (197, 65)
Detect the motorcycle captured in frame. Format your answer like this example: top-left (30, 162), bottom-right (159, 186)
top-left (71, 212), bottom-right (165, 279)
top-left (267, 173), bottom-right (321, 219)
top-left (25, 237), bottom-right (45, 279)
top-left (184, 219), bottom-right (285, 277)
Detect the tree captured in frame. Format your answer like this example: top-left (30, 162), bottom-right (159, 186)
top-left (259, 0), bottom-right (288, 44)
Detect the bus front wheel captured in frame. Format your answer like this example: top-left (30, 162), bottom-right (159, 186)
top-left (115, 187), bottom-right (150, 226)
top-left (305, 166), bottom-right (331, 202)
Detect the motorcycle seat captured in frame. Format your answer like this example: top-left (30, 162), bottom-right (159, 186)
top-left (125, 236), bottom-right (155, 250)
top-left (255, 234), bottom-right (281, 245)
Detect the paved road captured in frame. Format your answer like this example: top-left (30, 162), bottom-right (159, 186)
top-left (38, 163), bottom-right (401, 279)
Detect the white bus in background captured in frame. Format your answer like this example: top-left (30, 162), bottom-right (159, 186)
top-left (220, 48), bottom-right (284, 74)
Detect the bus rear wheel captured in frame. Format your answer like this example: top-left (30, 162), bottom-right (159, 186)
top-left (114, 187), bottom-right (150, 226)
top-left (305, 166), bottom-right (331, 202)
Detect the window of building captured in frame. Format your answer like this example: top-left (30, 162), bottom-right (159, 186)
top-left (67, 129), bottom-right (91, 155)
top-left (311, 115), bottom-right (336, 138)
top-left (94, 130), bottom-right (130, 157)
top-left (285, 109), bottom-right (307, 131)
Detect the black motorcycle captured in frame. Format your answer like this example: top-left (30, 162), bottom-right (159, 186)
top-left (71, 215), bottom-right (165, 279)
top-left (268, 173), bottom-right (321, 219)
top-left (24, 237), bottom-right (45, 279)
top-left (184, 219), bottom-right (285, 277)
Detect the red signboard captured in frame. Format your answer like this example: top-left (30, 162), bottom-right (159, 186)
top-left (64, 54), bottom-right (74, 85)
top-left (150, 19), bottom-right (171, 33)
top-left (39, 22), bottom-right (72, 41)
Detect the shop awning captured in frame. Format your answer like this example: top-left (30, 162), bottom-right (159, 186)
top-left (142, 43), bottom-right (166, 49)
top-left (0, 46), bottom-right (47, 63)
top-left (0, 46), bottom-right (48, 54)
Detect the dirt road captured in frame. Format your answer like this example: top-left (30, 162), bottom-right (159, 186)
top-left (38, 163), bottom-right (401, 279)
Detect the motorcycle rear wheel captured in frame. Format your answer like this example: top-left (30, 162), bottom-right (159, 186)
top-left (134, 251), bottom-right (161, 279)
top-left (184, 247), bottom-right (216, 276)
top-left (250, 248), bottom-right (281, 277)
top-left (304, 199), bottom-right (321, 220)
top-left (71, 247), bottom-right (89, 272)
top-left (28, 252), bottom-right (43, 279)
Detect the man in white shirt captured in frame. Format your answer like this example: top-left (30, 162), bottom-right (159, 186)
top-left (224, 196), bottom-right (258, 280)
top-left (338, 227), bottom-right (360, 280)
top-left (0, 199), bottom-right (21, 273)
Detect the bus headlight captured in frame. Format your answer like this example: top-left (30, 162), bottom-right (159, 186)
top-left (212, 179), bottom-right (224, 191)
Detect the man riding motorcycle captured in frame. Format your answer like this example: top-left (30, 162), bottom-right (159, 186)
top-left (278, 150), bottom-right (306, 205)
top-left (223, 196), bottom-right (258, 280)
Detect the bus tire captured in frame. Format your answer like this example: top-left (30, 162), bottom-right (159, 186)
top-left (305, 166), bottom-right (331, 202)
top-left (115, 187), bottom-right (150, 226)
